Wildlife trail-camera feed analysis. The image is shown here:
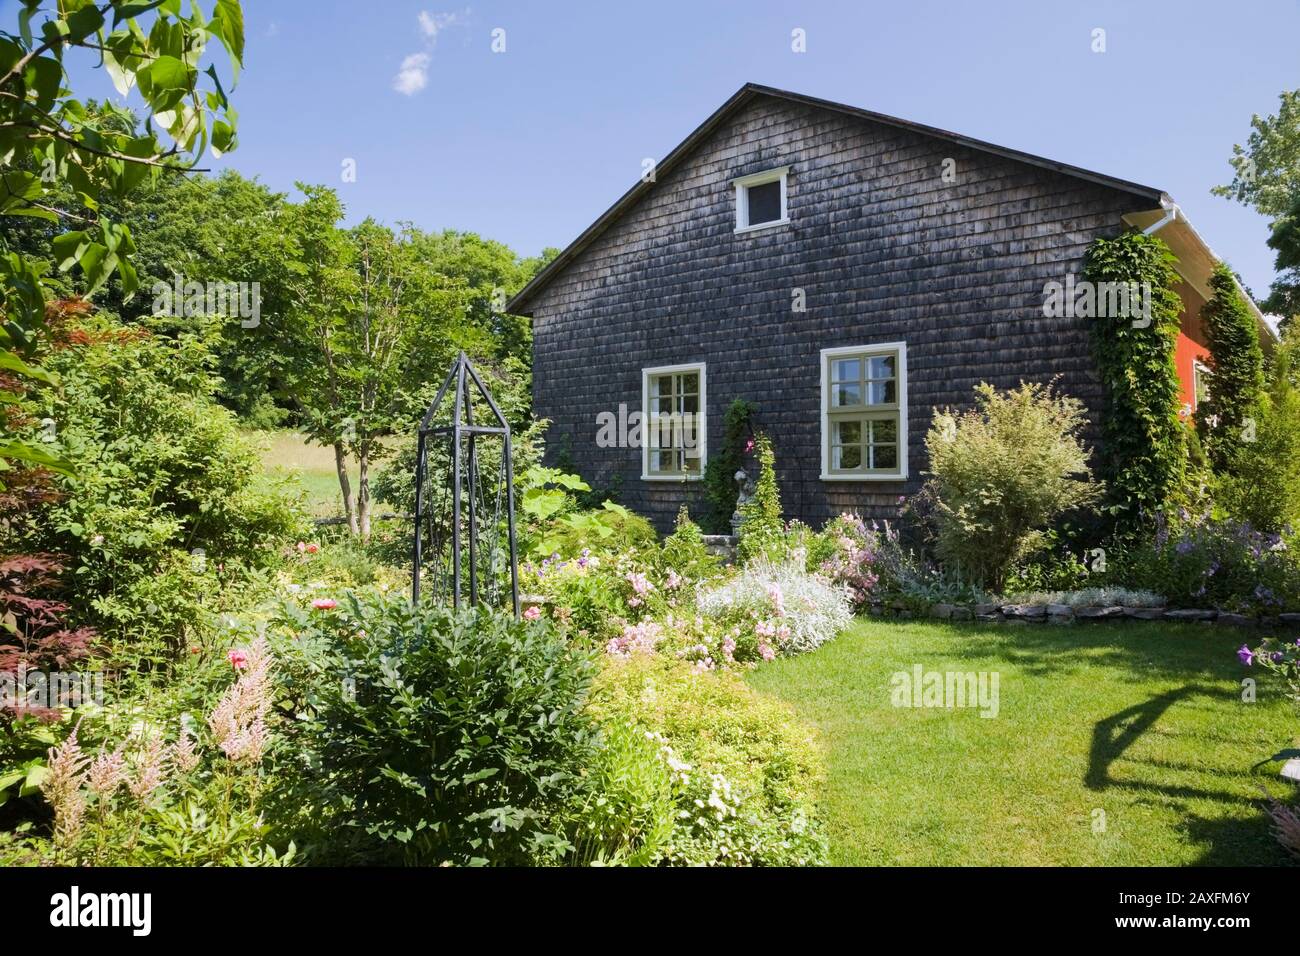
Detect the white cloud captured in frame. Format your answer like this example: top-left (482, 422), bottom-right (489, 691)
top-left (392, 52), bottom-right (431, 96)
top-left (394, 9), bottom-right (469, 96)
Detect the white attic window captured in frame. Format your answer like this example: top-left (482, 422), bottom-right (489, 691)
top-left (732, 166), bottom-right (789, 234)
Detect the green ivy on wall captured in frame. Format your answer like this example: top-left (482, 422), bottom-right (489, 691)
top-left (1196, 263), bottom-right (1265, 472)
top-left (1082, 231), bottom-right (1187, 529)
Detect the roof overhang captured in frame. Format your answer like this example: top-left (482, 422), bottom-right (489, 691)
top-left (1122, 206), bottom-right (1279, 347)
top-left (507, 82), bottom-right (1167, 316)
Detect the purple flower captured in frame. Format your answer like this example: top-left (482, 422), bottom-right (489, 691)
top-left (1237, 645), bottom-right (1255, 666)
top-left (1175, 538), bottom-right (1195, 555)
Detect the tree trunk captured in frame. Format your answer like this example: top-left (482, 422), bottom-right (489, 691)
top-left (357, 440), bottom-right (372, 542)
top-left (333, 442), bottom-right (358, 536)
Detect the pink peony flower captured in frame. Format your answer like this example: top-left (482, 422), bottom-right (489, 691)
top-left (227, 649), bottom-right (248, 670)
top-left (312, 598), bottom-right (338, 611)
top-left (523, 606), bottom-right (541, 621)
top-left (305, 543), bottom-right (319, 554)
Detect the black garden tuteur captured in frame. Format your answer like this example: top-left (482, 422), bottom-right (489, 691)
top-left (411, 352), bottom-right (520, 618)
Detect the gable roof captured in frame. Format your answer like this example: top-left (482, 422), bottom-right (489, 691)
top-left (507, 82), bottom-right (1168, 315)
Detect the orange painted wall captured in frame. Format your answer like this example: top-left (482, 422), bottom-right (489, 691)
top-left (1175, 329), bottom-right (1209, 417)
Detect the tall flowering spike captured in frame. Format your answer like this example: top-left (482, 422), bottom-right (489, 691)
top-left (207, 636), bottom-right (274, 765)
top-left (172, 722), bottom-right (200, 775)
top-left (42, 721), bottom-right (90, 847)
top-left (87, 743), bottom-right (127, 799)
top-left (128, 730), bottom-right (170, 803)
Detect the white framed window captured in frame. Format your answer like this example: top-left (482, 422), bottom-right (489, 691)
top-left (642, 362), bottom-right (706, 481)
top-left (732, 166), bottom-right (789, 234)
top-left (1193, 359), bottom-right (1212, 411)
top-left (820, 342), bottom-right (907, 481)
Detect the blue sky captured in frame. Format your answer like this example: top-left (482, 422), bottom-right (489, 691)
top-left (25, 0), bottom-right (1300, 297)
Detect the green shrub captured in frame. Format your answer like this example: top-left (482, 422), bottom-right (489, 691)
top-left (737, 433), bottom-right (784, 563)
top-left (925, 381), bottom-right (1101, 591)
top-left (1116, 511), bottom-right (1300, 613)
top-left (24, 322), bottom-right (306, 661)
top-left (1214, 328), bottom-right (1300, 532)
top-left (658, 505), bottom-right (721, 581)
top-left (271, 590), bottom-right (602, 865)
top-left (589, 654), bottom-right (827, 866)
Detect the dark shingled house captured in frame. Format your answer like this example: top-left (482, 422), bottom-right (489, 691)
top-left (507, 83), bottom-right (1272, 531)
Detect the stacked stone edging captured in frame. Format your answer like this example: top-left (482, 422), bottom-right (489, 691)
top-left (869, 601), bottom-right (1300, 630)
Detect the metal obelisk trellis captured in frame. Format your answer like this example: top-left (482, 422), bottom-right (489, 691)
top-left (411, 352), bottom-right (520, 618)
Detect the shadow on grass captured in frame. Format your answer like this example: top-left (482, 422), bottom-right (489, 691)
top-left (1085, 685), bottom-right (1295, 865)
top-left (924, 618), bottom-right (1258, 685)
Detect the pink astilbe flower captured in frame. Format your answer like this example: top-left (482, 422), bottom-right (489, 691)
top-left (208, 636), bottom-right (274, 765)
top-left (627, 572), bottom-right (653, 596)
top-left (43, 721), bottom-right (90, 846)
top-left (86, 743), bottom-right (127, 799)
top-left (128, 730), bottom-right (170, 804)
top-left (172, 722), bottom-right (200, 775)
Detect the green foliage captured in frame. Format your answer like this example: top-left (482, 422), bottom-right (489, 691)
top-left (1083, 232), bottom-right (1187, 526)
top-left (1212, 89), bottom-right (1300, 220)
top-left (1264, 193), bottom-right (1300, 328)
top-left (0, 1), bottom-right (243, 478)
top-left (22, 322), bottom-right (306, 660)
top-left (925, 381), bottom-right (1101, 591)
top-left (1115, 511), bottom-right (1300, 614)
top-left (1197, 265), bottom-right (1265, 471)
top-left (546, 720), bottom-right (676, 866)
top-left (1214, 329), bottom-right (1300, 532)
top-left (519, 466), bottom-right (656, 560)
top-left (657, 505), bottom-right (721, 581)
top-left (736, 433), bottom-right (783, 563)
top-left (272, 591), bottom-right (602, 865)
top-left (701, 398), bottom-right (756, 533)
top-left (589, 654), bottom-right (827, 866)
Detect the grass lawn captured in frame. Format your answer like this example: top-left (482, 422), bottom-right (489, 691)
top-left (747, 618), bottom-right (1300, 866)
top-left (251, 430), bottom-right (356, 517)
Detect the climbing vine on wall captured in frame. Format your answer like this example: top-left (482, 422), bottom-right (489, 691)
top-left (1082, 231), bottom-right (1187, 529)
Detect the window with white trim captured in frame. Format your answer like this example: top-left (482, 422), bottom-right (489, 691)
top-left (1193, 359), bottom-right (1212, 410)
top-left (642, 363), bottom-right (706, 480)
top-left (821, 343), bottom-right (907, 480)
top-left (733, 166), bottom-right (789, 233)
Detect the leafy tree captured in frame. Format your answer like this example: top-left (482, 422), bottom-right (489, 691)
top-left (276, 187), bottom-right (484, 539)
top-left (1196, 264), bottom-right (1265, 472)
top-left (1265, 194), bottom-right (1300, 330)
top-left (0, 0), bottom-right (243, 477)
top-left (1213, 89), bottom-right (1300, 219)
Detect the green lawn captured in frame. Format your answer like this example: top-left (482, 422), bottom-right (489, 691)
top-left (251, 430), bottom-right (355, 517)
top-left (747, 618), bottom-right (1300, 866)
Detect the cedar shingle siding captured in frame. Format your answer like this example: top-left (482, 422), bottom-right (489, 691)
top-left (521, 93), bottom-right (1152, 530)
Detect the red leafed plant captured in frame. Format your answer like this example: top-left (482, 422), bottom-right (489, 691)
top-left (1, 555), bottom-right (97, 720)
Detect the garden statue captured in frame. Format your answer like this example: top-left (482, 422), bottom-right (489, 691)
top-left (731, 468), bottom-right (754, 537)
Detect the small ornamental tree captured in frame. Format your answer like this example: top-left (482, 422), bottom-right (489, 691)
top-left (1082, 232), bottom-right (1186, 527)
top-left (737, 433), bottom-right (783, 563)
top-left (1197, 264), bottom-right (1265, 472)
top-left (925, 381), bottom-right (1101, 592)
